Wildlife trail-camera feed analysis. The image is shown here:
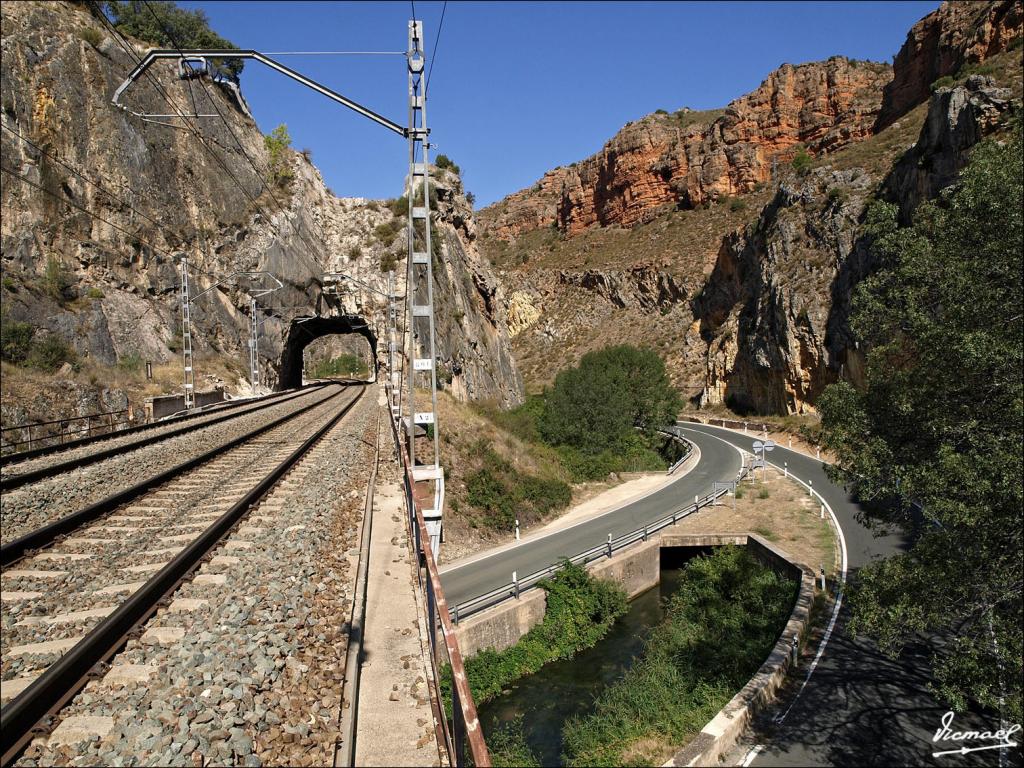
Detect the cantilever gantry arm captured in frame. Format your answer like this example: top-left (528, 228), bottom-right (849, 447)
top-left (112, 49), bottom-right (408, 138)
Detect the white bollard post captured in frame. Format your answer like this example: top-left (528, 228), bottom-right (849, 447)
top-left (809, 480), bottom-right (814, 497)
top-left (816, 447), bottom-right (820, 460)
top-left (820, 504), bottom-right (825, 519)
top-left (784, 461), bottom-right (788, 478)
top-left (820, 565), bottom-right (826, 591)
top-left (789, 436), bottom-right (792, 449)
top-left (695, 494), bottom-right (699, 506)
top-left (513, 570), bottom-right (519, 599)
top-left (790, 635), bottom-right (799, 666)
top-left (607, 533), bottom-right (613, 558)
top-left (744, 421), bottom-right (748, 434)
top-left (515, 519), bottom-right (520, 541)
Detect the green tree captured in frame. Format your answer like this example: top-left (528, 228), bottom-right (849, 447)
top-left (818, 127), bottom-right (1023, 722)
top-left (539, 345), bottom-right (682, 455)
top-left (434, 154), bottom-right (460, 175)
top-left (264, 124), bottom-right (293, 186)
top-left (104, 1), bottom-right (243, 78)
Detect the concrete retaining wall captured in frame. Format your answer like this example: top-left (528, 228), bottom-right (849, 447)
top-left (453, 530), bottom-right (815, 768)
top-left (144, 388), bottom-right (225, 421)
top-left (453, 588), bottom-right (547, 660)
top-left (662, 534), bottom-right (815, 767)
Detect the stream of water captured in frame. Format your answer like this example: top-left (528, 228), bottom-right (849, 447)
top-left (477, 568), bottom-right (685, 766)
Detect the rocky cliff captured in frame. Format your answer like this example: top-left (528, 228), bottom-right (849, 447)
top-left (877, 0), bottom-right (1022, 129)
top-left (481, 0), bottom-right (1022, 414)
top-left (0, 0), bottom-right (521, 430)
top-left (481, 56), bottom-right (892, 240)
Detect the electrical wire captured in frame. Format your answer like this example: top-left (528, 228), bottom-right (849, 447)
top-left (140, 0), bottom-right (329, 273)
top-left (425, 0), bottom-right (446, 97)
top-left (0, 164), bottom-right (179, 262)
top-left (2, 122), bottom-right (170, 236)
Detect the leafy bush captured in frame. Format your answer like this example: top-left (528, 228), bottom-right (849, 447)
top-left (374, 218), bottom-right (403, 246)
top-left (104, 1), bottom-right (243, 78)
top-left (25, 334), bottom-right (77, 372)
top-left (487, 717), bottom-right (541, 768)
top-left (562, 547), bottom-right (796, 765)
top-left (116, 351), bottom-right (144, 373)
top-left (43, 256), bottom-right (72, 302)
top-left (442, 561), bottom-right (627, 708)
top-left (87, 287), bottom-right (105, 299)
top-left (791, 148), bottom-right (813, 175)
top-left (379, 251), bottom-right (398, 273)
top-left (465, 443), bottom-right (571, 529)
top-left (1, 319), bottom-right (35, 363)
top-left (466, 191), bottom-right (476, 207)
top-left (435, 154), bottom-right (461, 175)
top-left (347, 245), bottom-right (362, 262)
top-left (78, 27), bottom-right (103, 48)
top-left (264, 124), bottom-right (293, 186)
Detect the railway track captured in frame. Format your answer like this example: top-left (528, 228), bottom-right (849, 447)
top-left (0, 385), bottom-right (328, 492)
top-left (0, 385), bottom-right (348, 550)
top-left (0, 383), bottom-right (368, 764)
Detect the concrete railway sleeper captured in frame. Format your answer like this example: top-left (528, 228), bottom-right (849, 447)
top-left (0, 384), bottom-right (365, 765)
top-left (0, 385), bottom-right (345, 562)
top-left (0, 385), bottom-right (330, 492)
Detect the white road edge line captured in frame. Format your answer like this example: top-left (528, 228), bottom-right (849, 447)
top-left (679, 426), bottom-right (850, 743)
top-left (438, 440), bottom-right (706, 575)
top-left (741, 744), bottom-right (765, 766)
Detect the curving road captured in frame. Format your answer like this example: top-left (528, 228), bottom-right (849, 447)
top-left (682, 424), bottom-right (1013, 768)
top-left (439, 429), bottom-right (742, 607)
top-left (440, 423), bottom-right (1014, 767)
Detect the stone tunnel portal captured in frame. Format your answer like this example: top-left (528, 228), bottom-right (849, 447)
top-left (277, 315), bottom-right (378, 390)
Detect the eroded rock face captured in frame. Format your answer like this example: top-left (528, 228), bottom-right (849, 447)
top-left (1, 1), bottom-right (521, 407)
top-left (480, 57), bottom-right (891, 240)
top-left (884, 75), bottom-right (1014, 221)
top-left (877, 0), bottom-right (1022, 129)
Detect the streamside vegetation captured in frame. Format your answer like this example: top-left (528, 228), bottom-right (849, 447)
top-left (560, 546), bottom-right (796, 766)
top-left (305, 353), bottom-right (367, 380)
top-left (442, 562), bottom-right (627, 710)
top-left (818, 126), bottom-right (1023, 722)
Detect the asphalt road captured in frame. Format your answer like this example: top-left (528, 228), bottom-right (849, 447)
top-left (682, 424), bottom-right (1016, 768)
top-left (439, 428), bottom-right (742, 607)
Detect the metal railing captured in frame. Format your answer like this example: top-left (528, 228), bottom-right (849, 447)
top-left (0, 407), bottom-right (134, 455)
top-left (448, 440), bottom-right (750, 624)
top-left (385, 394), bottom-right (490, 767)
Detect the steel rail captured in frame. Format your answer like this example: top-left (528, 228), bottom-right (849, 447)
top-left (0, 385), bottom-right (329, 491)
top-left (0, 384), bottom-right (345, 567)
top-left (448, 447), bottom-right (749, 623)
top-left (0, 385), bottom-right (317, 468)
top-left (0, 384), bottom-right (365, 766)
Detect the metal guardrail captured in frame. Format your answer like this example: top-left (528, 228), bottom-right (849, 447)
top-left (1, 407), bottom-right (134, 455)
top-left (385, 391), bottom-right (490, 768)
top-left (448, 438), bottom-right (750, 624)
top-left (660, 428), bottom-right (693, 474)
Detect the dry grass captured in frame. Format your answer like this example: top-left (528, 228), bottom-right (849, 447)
top-left (670, 466), bottom-right (839, 577)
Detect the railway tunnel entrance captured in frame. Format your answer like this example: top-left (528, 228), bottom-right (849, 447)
top-left (277, 316), bottom-right (377, 389)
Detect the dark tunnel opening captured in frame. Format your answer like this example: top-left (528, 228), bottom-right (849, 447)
top-left (277, 315), bottom-right (377, 390)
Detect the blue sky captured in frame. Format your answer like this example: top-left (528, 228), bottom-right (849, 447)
top-left (179, 1), bottom-right (939, 207)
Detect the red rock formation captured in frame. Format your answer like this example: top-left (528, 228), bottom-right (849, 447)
top-left (480, 57), bottom-right (891, 240)
top-left (877, 0), bottom-right (1022, 129)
